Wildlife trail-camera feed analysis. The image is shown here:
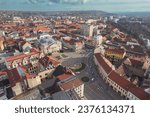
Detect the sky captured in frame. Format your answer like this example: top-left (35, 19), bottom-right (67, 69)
top-left (0, 0), bottom-right (150, 13)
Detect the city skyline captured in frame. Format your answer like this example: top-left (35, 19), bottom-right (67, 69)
top-left (0, 0), bottom-right (150, 13)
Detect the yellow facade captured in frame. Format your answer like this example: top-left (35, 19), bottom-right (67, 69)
top-left (105, 51), bottom-right (125, 59)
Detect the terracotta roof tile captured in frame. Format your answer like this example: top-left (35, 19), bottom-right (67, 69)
top-left (129, 86), bottom-right (150, 100)
top-left (108, 71), bottom-right (150, 100)
top-left (6, 48), bottom-right (39, 62)
top-left (57, 73), bottom-right (73, 81)
top-left (6, 68), bottom-right (25, 86)
top-left (95, 53), bottom-right (112, 74)
top-left (60, 78), bottom-right (83, 91)
top-left (39, 56), bottom-right (60, 68)
top-left (0, 71), bottom-right (7, 76)
top-left (108, 71), bottom-right (132, 90)
top-left (35, 26), bottom-right (50, 31)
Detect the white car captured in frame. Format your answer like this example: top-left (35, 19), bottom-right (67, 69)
top-left (91, 78), bottom-right (95, 81)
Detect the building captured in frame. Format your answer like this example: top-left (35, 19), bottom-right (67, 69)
top-left (37, 34), bottom-right (62, 54)
top-left (3, 48), bottom-right (60, 96)
top-left (12, 88), bottom-right (42, 100)
top-left (61, 36), bottom-right (84, 52)
top-left (5, 48), bottom-right (40, 69)
top-left (43, 90), bottom-right (80, 100)
top-left (34, 26), bottom-right (51, 33)
top-left (105, 48), bottom-right (126, 60)
top-left (0, 71), bottom-right (9, 100)
top-left (145, 65), bottom-right (150, 79)
top-left (94, 53), bottom-right (115, 80)
top-left (79, 24), bottom-right (94, 38)
top-left (6, 67), bottom-right (28, 96)
top-left (124, 45), bottom-right (145, 57)
top-left (0, 36), bottom-right (5, 51)
top-left (94, 35), bottom-right (103, 46)
top-left (13, 16), bottom-right (25, 23)
top-left (123, 57), bottom-right (148, 78)
top-left (127, 86), bottom-right (150, 100)
top-left (25, 36), bottom-right (38, 44)
top-left (107, 71), bottom-right (131, 97)
top-left (52, 65), bottom-right (74, 82)
top-left (51, 91), bottom-right (73, 100)
top-left (94, 53), bottom-right (150, 100)
top-left (18, 41), bottom-right (32, 52)
top-left (38, 78), bottom-right (60, 97)
top-left (59, 78), bottom-right (84, 99)
top-left (21, 55), bottom-right (60, 89)
top-left (145, 39), bottom-right (150, 50)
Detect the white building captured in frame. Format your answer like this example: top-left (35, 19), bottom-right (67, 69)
top-left (79, 24), bottom-right (94, 37)
top-left (86, 19), bottom-right (97, 24)
top-left (126, 91), bottom-right (140, 100)
top-left (13, 17), bottom-right (25, 24)
top-left (94, 35), bottom-right (103, 46)
top-left (12, 82), bottom-right (25, 96)
top-left (38, 34), bottom-right (62, 54)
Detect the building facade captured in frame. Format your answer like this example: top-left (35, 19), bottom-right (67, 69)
top-left (59, 78), bottom-right (84, 99)
top-left (94, 53), bottom-right (150, 100)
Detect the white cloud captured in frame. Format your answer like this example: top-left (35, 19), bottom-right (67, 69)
top-left (28, 0), bottom-right (91, 5)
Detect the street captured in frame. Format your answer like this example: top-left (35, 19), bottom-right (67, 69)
top-left (60, 48), bottom-right (123, 100)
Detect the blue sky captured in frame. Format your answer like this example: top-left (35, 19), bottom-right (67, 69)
top-left (0, 0), bottom-right (150, 13)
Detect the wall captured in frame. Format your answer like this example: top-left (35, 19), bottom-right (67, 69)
top-left (126, 92), bottom-right (139, 100)
top-left (74, 84), bottom-right (84, 98)
top-left (12, 82), bottom-right (23, 96)
top-left (27, 76), bottom-right (41, 88)
top-left (94, 56), bottom-right (108, 80)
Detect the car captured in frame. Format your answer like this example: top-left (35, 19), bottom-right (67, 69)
top-left (91, 78), bottom-right (95, 81)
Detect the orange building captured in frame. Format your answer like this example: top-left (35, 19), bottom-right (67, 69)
top-left (105, 48), bottom-right (126, 60)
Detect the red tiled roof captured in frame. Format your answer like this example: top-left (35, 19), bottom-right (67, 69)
top-left (95, 53), bottom-right (112, 74)
top-left (57, 73), bottom-right (73, 81)
top-left (128, 86), bottom-right (150, 100)
top-left (35, 26), bottom-right (50, 31)
top-left (129, 58), bottom-right (144, 67)
top-left (0, 71), bottom-right (7, 76)
top-left (95, 54), bottom-right (150, 100)
top-left (6, 68), bottom-right (24, 86)
top-left (125, 45), bottom-right (145, 55)
top-left (6, 48), bottom-right (39, 62)
top-left (20, 66), bottom-right (37, 79)
top-left (63, 38), bottom-right (83, 45)
top-left (47, 56), bottom-right (60, 66)
top-left (60, 78), bottom-right (83, 91)
top-left (108, 71), bottom-right (150, 100)
top-left (39, 56), bottom-right (60, 68)
top-left (6, 39), bottom-right (17, 46)
top-left (0, 36), bottom-right (4, 41)
top-left (108, 71), bottom-right (132, 90)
